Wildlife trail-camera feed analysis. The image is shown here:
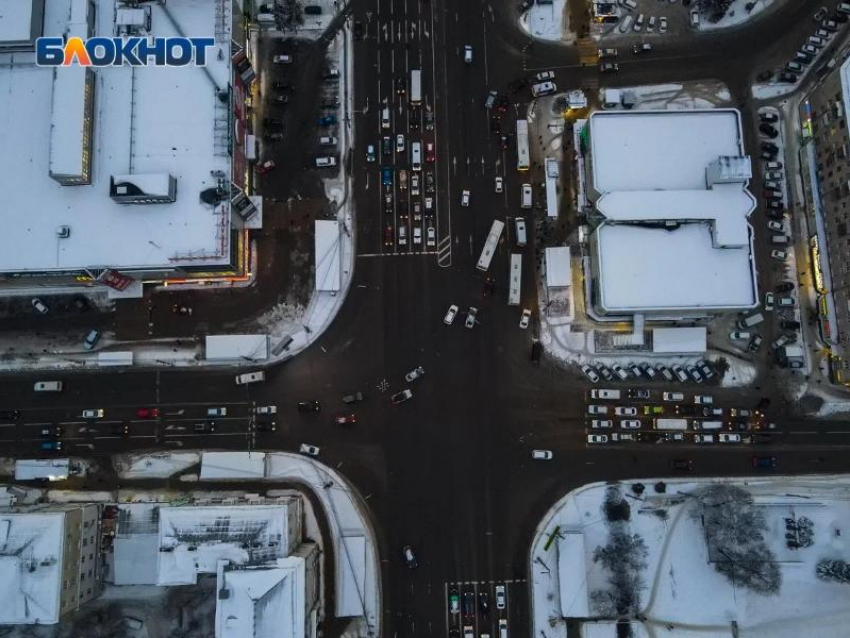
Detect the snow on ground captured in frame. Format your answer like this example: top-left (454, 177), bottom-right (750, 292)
top-left (605, 82), bottom-right (733, 111)
top-left (519, 0), bottom-right (570, 42)
top-left (719, 353), bottom-right (758, 387)
top-left (114, 452), bottom-right (200, 479)
top-left (531, 475), bottom-right (850, 638)
top-left (752, 82), bottom-right (797, 100)
top-left (700, 0), bottom-right (775, 31)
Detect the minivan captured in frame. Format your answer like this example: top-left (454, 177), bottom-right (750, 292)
top-left (411, 142), bottom-right (422, 171)
top-left (34, 381), bottom-right (63, 392)
top-left (521, 183), bottom-right (532, 209)
top-left (515, 217), bottom-right (527, 247)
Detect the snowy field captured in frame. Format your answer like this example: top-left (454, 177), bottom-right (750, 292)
top-left (531, 476), bottom-right (850, 638)
top-left (701, 0), bottom-right (776, 31)
top-left (519, 0), bottom-right (570, 42)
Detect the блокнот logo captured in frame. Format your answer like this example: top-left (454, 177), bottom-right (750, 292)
top-left (36, 36), bottom-right (216, 67)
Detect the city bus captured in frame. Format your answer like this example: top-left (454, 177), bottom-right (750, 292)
top-left (516, 119), bottom-right (530, 171)
top-left (476, 220), bottom-right (505, 272)
top-left (508, 253), bottom-right (521, 306)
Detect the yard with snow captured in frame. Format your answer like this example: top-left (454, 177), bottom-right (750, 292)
top-left (531, 476), bottom-right (850, 638)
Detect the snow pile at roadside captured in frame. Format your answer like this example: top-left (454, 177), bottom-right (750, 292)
top-left (114, 453), bottom-right (201, 479)
top-left (700, 0), bottom-right (775, 31)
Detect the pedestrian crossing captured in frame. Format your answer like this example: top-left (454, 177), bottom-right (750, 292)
top-left (577, 38), bottom-right (598, 66)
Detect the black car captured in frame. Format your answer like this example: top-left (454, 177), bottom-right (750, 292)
top-left (463, 591), bottom-right (475, 617)
top-left (255, 419), bottom-right (277, 432)
top-left (297, 401), bottom-right (321, 413)
top-left (272, 82), bottom-right (293, 91)
top-left (490, 117), bottom-right (501, 135)
top-left (778, 72), bottom-right (798, 84)
top-left (424, 110), bottom-right (435, 130)
top-left (193, 421), bottom-right (215, 433)
top-left (264, 117), bottom-right (283, 128)
top-left (628, 389), bottom-right (650, 399)
top-left (496, 96), bottom-right (509, 112)
top-left (320, 100), bottom-right (339, 110)
top-left (670, 459), bottom-right (693, 471)
top-left (353, 21), bottom-right (364, 39)
top-left (479, 591), bottom-right (489, 614)
top-left (833, 11), bottom-right (849, 23)
top-left (759, 112), bottom-right (779, 123)
top-left (781, 319), bottom-right (801, 330)
top-left (382, 136), bottom-right (392, 156)
top-left (775, 281), bottom-right (795, 293)
top-left (756, 70), bottom-right (774, 82)
top-left (264, 131), bottom-right (283, 141)
top-left (677, 405), bottom-right (696, 416)
top-left (531, 341), bottom-right (542, 364)
top-left (0, 410), bottom-right (21, 420)
top-left (72, 296), bottom-right (90, 312)
top-left (761, 141), bottom-right (779, 153)
top-left (759, 123), bottom-right (779, 138)
top-left (396, 77), bottom-right (406, 95)
top-left (483, 277), bottom-right (495, 297)
top-left (409, 107), bottom-right (420, 129)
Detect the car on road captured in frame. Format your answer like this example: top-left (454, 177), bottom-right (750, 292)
top-left (40, 425), bottom-right (63, 438)
top-left (450, 589), bottom-right (460, 614)
top-left (136, 407), bottom-right (160, 419)
top-left (531, 81), bottom-right (556, 96)
top-left (495, 176), bottom-right (503, 193)
top-left (463, 591), bottom-right (475, 616)
top-left (41, 441), bottom-right (63, 451)
top-left (495, 585), bottom-right (506, 609)
top-left (463, 45), bottom-right (473, 63)
top-left (195, 421), bottom-right (216, 433)
top-left (317, 115), bottom-right (336, 126)
top-left (366, 145), bottom-right (376, 162)
top-left (587, 434), bottom-right (609, 444)
top-left (694, 395), bottom-right (713, 405)
top-left (405, 366), bottom-right (425, 382)
top-left (770, 249), bottom-right (787, 260)
top-left (396, 134), bottom-right (405, 153)
top-left (335, 414), bottom-right (356, 425)
top-left (32, 298), bottom-right (49, 314)
top-left (254, 405), bottom-right (277, 415)
top-left (425, 142), bottom-right (435, 163)
top-left (0, 410), bottom-right (21, 420)
top-left (444, 304), bottom-right (459, 325)
top-left (662, 392), bottom-right (684, 402)
top-left (461, 189), bottom-right (470, 207)
top-left (591, 419), bottom-right (613, 429)
top-left (297, 401), bottom-right (321, 413)
top-left (272, 54), bottom-right (293, 64)
top-left (413, 227), bottom-right (422, 245)
top-left (621, 419), bottom-right (642, 429)
top-left (581, 365), bottom-right (600, 383)
top-left (633, 42), bottom-right (652, 54)
top-left (82, 409), bottom-right (104, 419)
top-left (531, 449), bottom-right (553, 460)
top-left (614, 406), bottom-right (637, 416)
top-left (719, 433), bottom-right (742, 443)
top-left (299, 443), bottom-right (320, 457)
top-left (599, 62), bottom-right (619, 73)
top-left (670, 459), bottom-right (693, 471)
top-left (752, 455), bottom-right (777, 468)
top-left (465, 306), bottom-right (478, 328)
top-left (391, 389), bottom-right (413, 404)
top-left (598, 48), bottom-right (618, 58)
top-left (382, 136), bottom-right (392, 156)
top-left (485, 89), bottom-right (499, 109)
top-left (256, 159), bottom-right (275, 175)
top-left (519, 309), bottom-right (532, 329)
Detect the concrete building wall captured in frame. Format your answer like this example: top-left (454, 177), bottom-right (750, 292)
top-left (59, 505), bottom-right (102, 618)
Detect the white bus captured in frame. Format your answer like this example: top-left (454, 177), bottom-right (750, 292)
top-left (410, 70), bottom-right (422, 105)
top-left (516, 119), bottom-right (530, 172)
top-left (476, 220), bottom-right (505, 272)
top-left (508, 253), bottom-right (522, 306)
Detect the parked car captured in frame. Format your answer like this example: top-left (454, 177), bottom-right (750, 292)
top-left (405, 366), bottom-right (425, 382)
top-left (465, 306), bottom-right (478, 329)
top-left (83, 329), bottom-right (101, 350)
top-left (671, 364), bottom-right (689, 383)
top-left (587, 434), bottom-right (609, 444)
top-left (32, 298), bottom-right (49, 314)
top-left (531, 449), bottom-right (553, 460)
top-left (391, 389), bottom-right (413, 404)
top-left (621, 419), bottom-right (642, 429)
top-left (591, 419), bottom-right (613, 429)
top-left (748, 334), bottom-right (764, 352)
top-left (581, 365), bottom-right (600, 383)
top-left (444, 304), bottom-right (459, 325)
top-left (299, 443), bottom-right (320, 456)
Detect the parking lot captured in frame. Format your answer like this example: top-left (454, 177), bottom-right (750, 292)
top-left (445, 580), bottom-right (522, 638)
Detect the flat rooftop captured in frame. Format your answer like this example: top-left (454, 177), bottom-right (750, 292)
top-left (0, 0), bottom-right (37, 43)
top-left (594, 224), bottom-right (757, 311)
top-left (0, 0), bottom-right (232, 274)
top-left (590, 110), bottom-right (744, 192)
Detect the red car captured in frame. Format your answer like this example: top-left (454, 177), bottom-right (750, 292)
top-left (335, 414), bottom-right (356, 425)
top-left (384, 225), bottom-right (394, 247)
top-left (425, 143), bottom-right (435, 163)
top-left (256, 160), bottom-right (276, 175)
top-left (136, 407), bottom-right (160, 419)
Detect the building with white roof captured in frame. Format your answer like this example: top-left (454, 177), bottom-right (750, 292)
top-left (0, 504), bottom-right (102, 624)
top-left (0, 0), bottom-right (256, 293)
top-left (582, 110), bottom-right (759, 318)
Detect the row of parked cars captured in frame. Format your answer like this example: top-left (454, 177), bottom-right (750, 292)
top-left (580, 359), bottom-right (716, 384)
top-left (773, 5), bottom-right (848, 84)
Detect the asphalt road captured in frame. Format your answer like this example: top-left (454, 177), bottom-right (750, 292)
top-left (3, 1), bottom-right (850, 637)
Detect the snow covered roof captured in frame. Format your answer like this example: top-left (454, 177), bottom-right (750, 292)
top-left (0, 0), bottom-right (42, 45)
top-left (215, 557), bottom-right (306, 638)
top-left (0, 511), bottom-right (64, 624)
top-left (594, 224), bottom-right (757, 312)
top-left (338, 535), bottom-right (366, 617)
top-left (0, 0), bottom-right (233, 273)
top-left (157, 505), bottom-right (292, 586)
top-left (315, 220), bottom-right (341, 292)
top-left (652, 327), bottom-right (707, 353)
top-left (587, 110), bottom-right (758, 314)
top-left (545, 247), bottom-right (572, 288)
top-left (205, 335), bottom-right (270, 362)
top-left (557, 531), bottom-right (589, 618)
top-left (14, 458), bottom-right (69, 481)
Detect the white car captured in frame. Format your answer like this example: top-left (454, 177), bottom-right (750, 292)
top-left (659, 16), bottom-right (668, 33)
top-left (621, 420), bottom-right (642, 429)
top-left (771, 249), bottom-right (787, 260)
top-left (587, 405), bottom-right (608, 415)
top-left (694, 395), bottom-right (713, 405)
top-left (718, 433), bottom-right (742, 443)
top-left (424, 197), bottom-right (433, 211)
top-left (519, 309), bottom-right (532, 329)
top-left (591, 419), bottom-right (613, 429)
top-left (31, 298), bottom-right (49, 314)
top-left (495, 177), bottom-right (503, 193)
top-left (729, 331), bottom-right (751, 341)
top-left (461, 189), bottom-right (470, 207)
top-left (254, 406), bottom-right (277, 414)
top-left (614, 406), bottom-right (637, 416)
top-left (764, 292), bottom-right (775, 311)
top-left (535, 70), bottom-right (555, 81)
top-left (427, 226), bottom-right (436, 247)
top-left (587, 434), bottom-right (609, 444)
top-left (413, 227), bottom-right (422, 245)
top-left (531, 449), bottom-right (553, 460)
top-left (465, 306), bottom-right (478, 328)
top-left (581, 365), bottom-right (600, 383)
top-left (396, 134), bottom-right (405, 153)
top-left (405, 366), bottom-right (425, 382)
top-left (82, 409), bottom-right (104, 419)
top-left (767, 220), bottom-right (783, 232)
top-left (299, 443), bottom-right (320, 456)
top-left (444, 304), bottom-right (459, 325)
top-left (495, 586), bottom-right (506, 609)
top-left (272, 54), bottom-right (293, 64)
top-left (463, 44), bottom-right (473, 63)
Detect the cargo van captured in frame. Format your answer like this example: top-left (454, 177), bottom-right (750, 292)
top-left (737, 312), bottom-right (765, 329)
top-left (34, 381), bottom-right (63, 392)
top-left (521, 183), bottom-right (532, 209)
top-left (315, 157), bottom-right (337, 167)
top-left (381, 108), bottom-right (391, 129)
top-left (235, 371), bottom-right (265, 385)
top-left (515, 217), bottom-right (527, 248)
top-left (590, 389), bottom-right (621, 400)
top-left (411, 142), bottom-right (422, 171)
top-left (694, 420), bottom-right (723, 430)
